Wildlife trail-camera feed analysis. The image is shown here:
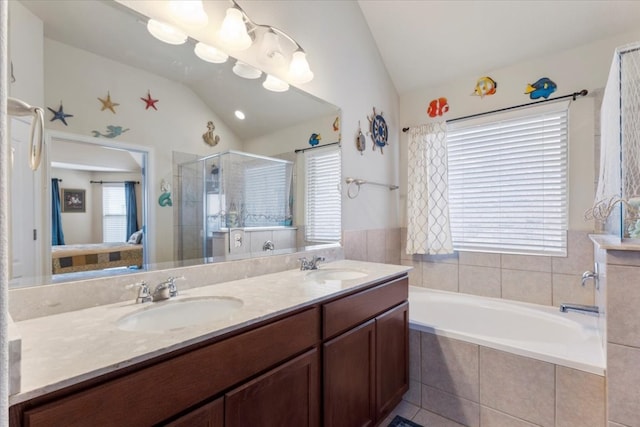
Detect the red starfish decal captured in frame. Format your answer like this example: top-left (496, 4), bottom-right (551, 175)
top-left (141, 91), bottom-right (159, 110)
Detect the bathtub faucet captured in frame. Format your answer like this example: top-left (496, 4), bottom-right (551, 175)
top-left (559, 303), bottom-right (599, 315)
top-left (581, 263), bottom-right (599, 289)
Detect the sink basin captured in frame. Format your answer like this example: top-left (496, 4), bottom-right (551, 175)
top-left (305, 268), bottom-right (368, 282)
top-left (117, 297), bottom-right (243, 333)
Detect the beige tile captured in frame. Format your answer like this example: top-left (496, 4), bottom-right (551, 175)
top-left (459, 251), bottom-right (500, 267)
top-left (421, 384), bottom-right (480, 427)
top-left (423, 262), bottom-right (458, 292)
top-left (501, 253), bottom-right (551, 272)
top-left (608, 265), bottom-right (640, 347)
top-left (424, 252), bottom-right (459, 264)
top-left (501, 269), bottom-right (552, 305)
top-left (403, 379), bottom-right (422, 407)
top-left (552, 230), bottom-right (594, 275)
top-left (606, 249), bottom-right (640, 267)
top-left (409, 329), bottom-right (421, 381)
top-left (459, 265), bottom-right (501, 298)
top-left (386, 228), bottom-right (402, 265)
top-left (608, 343), bottom-right (640, 427)
top-left (608, 422), bottom-right (628, 427)
top-left (552, 273), bottom-right (595, 307)
top-left (412, 409), bottom-right (466, 427)
top-left (366, 229), bottom-right (387, 263)
top-left (421, 333), bottom-right (479, 402)
top-left (479, 347), bottom-right (555, 426)
top-left (401, 259), bottom-right (423, 287)
top-left (480, 407), bottom-right (538, 427)
top-left (343, 229), bottom-right (367, 261)
top-left (556, 366), bottom-right (605, 427)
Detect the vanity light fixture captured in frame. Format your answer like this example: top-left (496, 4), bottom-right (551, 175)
top-left (259, 30), bottom-right (285, 68)
top-left (288, 50), bottom-right (314, 84)
top-left (218, 7), bottom-right (252, 51)
top-left (232, 60), bottom-right (262, 79)
top-left (263, 74), bottom-right (289, 92)
top-left (235, 110), bottom-right (246, 120)
top-left (167, 0), bottom-right (208, 29)
top-left (194, 42), bottom-right (228, 64)
top-left (146, 19), bottom-right (188, 45)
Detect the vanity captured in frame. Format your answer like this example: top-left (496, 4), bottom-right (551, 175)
top-left (8, 260), bottom-right (410, 427)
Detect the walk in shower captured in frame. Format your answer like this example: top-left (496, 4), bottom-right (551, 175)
top-left (177, 150), bottom-right (294, 261)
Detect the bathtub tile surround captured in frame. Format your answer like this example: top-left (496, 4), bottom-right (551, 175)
top-left (343, 228), bottom-right (402, 265)
top-left (607, 343), bottom-right (640, 426)
top-left (404, 229), bottom-right (595, 308)
top-left (479, 347), bottom-right (555, 426)
top-left (406, 331), bottom-right (606, 427)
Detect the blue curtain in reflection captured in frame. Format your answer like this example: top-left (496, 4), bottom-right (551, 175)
top-left (125, 181), bottom-right (138, 239)
top-left (51, 178), bottom-right (65, 245)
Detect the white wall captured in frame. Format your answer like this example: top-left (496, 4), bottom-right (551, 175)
top-left (42, 39), bottom-right (244, 262)
top-left (400, 28), bottom-right (640, 231)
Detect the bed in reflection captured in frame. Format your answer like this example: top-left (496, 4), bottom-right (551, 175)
top-left (52, 242), bottom-right (143, 274)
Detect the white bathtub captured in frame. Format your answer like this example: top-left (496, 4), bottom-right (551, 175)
top-left (408, 286), bottom-right (605, 375)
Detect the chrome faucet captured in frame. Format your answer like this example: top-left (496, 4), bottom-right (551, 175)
top-left (299, 255), bottom-right (325, 270)
top-left (581, 262), bottom-right (599, 289)
top-left (152, 276), bottom-right (182, 301)
top-left (130, 281), bottom-right (152, 304)
top-left (560, 303), bottom-right (599, 314)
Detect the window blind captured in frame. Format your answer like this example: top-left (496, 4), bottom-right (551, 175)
top-left (305, 147), bottom-right (341, 242)
top-left (243, 163), bottom-right (291, 226)
top-left (103, 184), bottom-right (127, 242)
top-left (447, 103), bottom-right (568, 256)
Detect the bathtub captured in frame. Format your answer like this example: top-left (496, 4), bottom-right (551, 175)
top-left (408, 286), bottom-right (605, 375)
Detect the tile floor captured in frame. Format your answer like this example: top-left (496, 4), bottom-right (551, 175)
top-left (383, 400), bottom-right (465, 427)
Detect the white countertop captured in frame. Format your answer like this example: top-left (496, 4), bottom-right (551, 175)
top-left (10, 260), bottom-right (410, 405)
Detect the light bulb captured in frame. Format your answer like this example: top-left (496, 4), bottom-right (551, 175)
top-left (218, 8), bottom-right (252, 51)
top-left (146, 19), bottom-right (188, 45)
top-left (232, 61), bottom-right (262, 79)
top-left (235, 110), bottom-right (246, 120)
top-left (288, 50), bottom-right (314, 84)
top-left (168, 0), bottom-right (208, 29)
top-left (194, 42), bottom-right (228, 64)
top-left (263, 74), bottom-right (289, 92)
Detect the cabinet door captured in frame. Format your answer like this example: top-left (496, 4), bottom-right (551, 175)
top-left (225, 349), bottom-right (319, 427)
top-left (323, 319), bottom-right (376, 427)
top-left (164, 398), bottom-right (223, 427)
top-left (376, 302), bottom-right (409, 419)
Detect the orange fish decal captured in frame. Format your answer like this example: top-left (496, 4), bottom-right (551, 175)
top-left (472, 76), bottom-right (497, 98)
top-left (427, 97), bottom-right (449, 118)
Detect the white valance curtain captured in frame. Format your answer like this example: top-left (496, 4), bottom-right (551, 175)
top-left (406, 122), bottom-right (453, 255)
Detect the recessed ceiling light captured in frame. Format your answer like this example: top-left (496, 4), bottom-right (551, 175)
top-left (235, 110), bottom-right (246, 120)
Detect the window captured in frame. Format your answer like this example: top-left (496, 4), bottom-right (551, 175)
top-left (243, 162), bottom-right (292, 227)
top-left (305, 147), bottom-right (341, 242)
top-left (447, 102), bottom-right (568, 256)
top-left (102, 184), bottom-right (127, 242)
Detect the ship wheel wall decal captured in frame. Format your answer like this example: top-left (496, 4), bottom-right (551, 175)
top-left (367, 107), bottom-right (388, 154)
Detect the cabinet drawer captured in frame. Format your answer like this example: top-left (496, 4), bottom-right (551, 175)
top-left (322, 276), bottom-right (407, 339)
top-left (23, 307), bottom-right (320, 427)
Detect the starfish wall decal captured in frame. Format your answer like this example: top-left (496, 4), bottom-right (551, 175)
top-left (98, 91), bottom-right (119, 114)
top-left (141, 91), bottom-right (159, 110)
top-left (47, 103), bottom-right (73, 126)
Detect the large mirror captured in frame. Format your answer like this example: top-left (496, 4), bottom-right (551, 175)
top-left (10, 0), bottom-right (341, 286)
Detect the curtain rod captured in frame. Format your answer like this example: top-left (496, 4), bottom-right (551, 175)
top-left (402, 89), bottom-right (588, 133)
top-left (294, 141), bottom-right (340, 154)
top-left (52, 178), bottom-right (62, 182)
top-left (90, 180), bottom-right (140, 184)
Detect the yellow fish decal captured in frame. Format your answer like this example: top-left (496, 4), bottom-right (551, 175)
top-left (472, 76), bottom-right (497, 98)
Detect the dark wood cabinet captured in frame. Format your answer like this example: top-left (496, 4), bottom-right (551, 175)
top-left (10, 273), bottom-right (408, 427)
top-left (226, 349), bottom-right (319, 427)
top-left (165, 398), bottom-right (224, 427)
top-left (324, 320), bottom-right (376, 427)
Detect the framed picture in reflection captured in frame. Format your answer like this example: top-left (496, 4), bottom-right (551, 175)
top-left (62, 188), bottom-right (86, 213)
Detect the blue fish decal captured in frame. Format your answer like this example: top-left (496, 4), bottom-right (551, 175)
top-left (92, 125), bottom-right (130, 138)
top-left (525, 77), bottom-right (557, 99)
top-left (309, 133), bottom-right (321, 146)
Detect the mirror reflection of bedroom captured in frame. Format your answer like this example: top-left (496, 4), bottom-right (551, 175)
top-left (49, 137), bottom-right (146, 278)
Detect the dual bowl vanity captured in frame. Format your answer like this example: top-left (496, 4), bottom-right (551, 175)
top-left (9, 260), bottom-right (411, 427)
